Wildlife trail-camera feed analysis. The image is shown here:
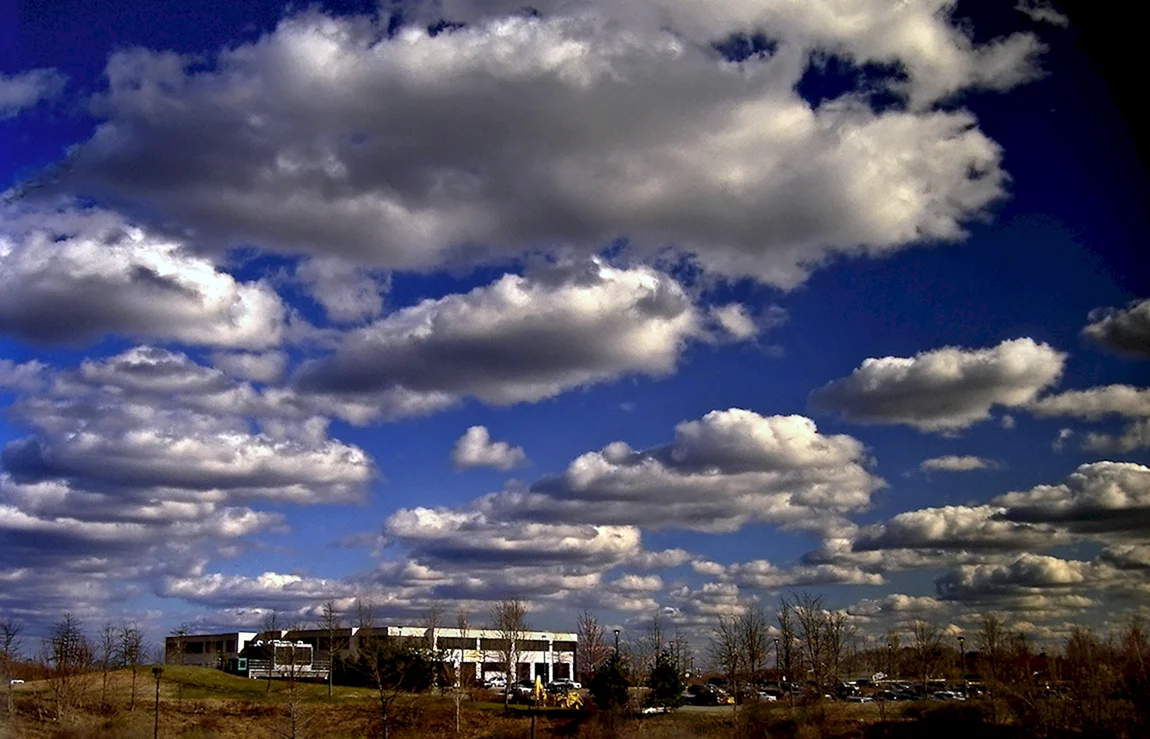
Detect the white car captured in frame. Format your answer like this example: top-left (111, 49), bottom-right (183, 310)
top-left (550, 679), bottom-right (582, 691)
top-left (483, 675), bottom-right (508, 689)
top-left (8, 679), bottom-right (24, 685)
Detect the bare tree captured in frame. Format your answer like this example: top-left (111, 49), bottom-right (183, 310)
top-left (668, 629), bottom-right (692, 679)
top-left (738, 601), bottom-right (771, 690)
top-left (791, 591), bottom-right (831, 695)
top-left (977, 613), bottom-right (1007, 686)
top-left (489, 598), bottom-right (530, 706)
top-left (776, 600), bottom-right (796, 686)
top-left (97, 622), bottom-right (117, 712)
top-left (709, 614), bottom-right (741, 711)
top-left (2, 617), bottom-right (23, 717)
top-left (575, 610), bottom-right (610, 684)
top-left (279, 620), bottom-right (310, 739)
top-left (119, 622), bottom-right (145, 711)
top-left (452, 610), bottom-right (470, 735)
top-left (262, 609), bottom-right (282, 692)
top-left (355, 598), bottom-right (410, 739)
top-left (46, 613), bottom-right (93, 721)
top-left (319, 600), bottom-right (341, 697)
top-left (910, 619), bottom-right (943, 689)
top-left (824, 610), bottom-right (856, 689)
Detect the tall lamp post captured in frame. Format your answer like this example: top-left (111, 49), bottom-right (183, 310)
top-left (152, 666), bottom-right (163, 739)
top-left (613, 629), bottom-right (620, 654)
top-left (957, 636), bottom-right (966, 694)
top-left (887, 643), bottom-right (894, 680)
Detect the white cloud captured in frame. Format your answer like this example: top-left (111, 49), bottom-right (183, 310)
top-left (713, 558), bottom-right (884, 589)
top-left (1082, 298), bottom-right (1150, 358)
top-left (480, 409), bottom-right (883, 534)
top-left (1015, 1), bottom-right (1070, 28)
top-left (810, 338), bottom-right (1066, 432)
top-left (0, 68), bottom-right (65, 118)
top-left (451, 426), bottom-right (527, 471)
top-left (0, 359), bottom-right (45, 392)
top-left (1082, 420), bottom-right (1150, 453)
top-left (1053, 427), bottom-right (1074, 452)
top-left (0, 206), bottom-right (287, 348)
top-left (295, 260), bottom-right (707, 411)
top-left (384, 507), bottom-right (643, 567)
top-left (709, 303), bottom-right (762, 341)
top-left (993, 461), bottom-right (1150, 534)
top-left (57, 6), bottom-right (1032, 286)
top-left (1029, 385), bottom-right (1150, 419)
top-left (919, 455), bottom-right (997, 472)
top-left (406, 1), bottom-right (1045, 107)
top-left (854, 504), bottom-right (1063, 552)
top-left (935, 553), bottom-right (1115, 601)
top-left (296, 256), bottom-right (389, 324)
top-left (210, 351), bottom-right (288, 383)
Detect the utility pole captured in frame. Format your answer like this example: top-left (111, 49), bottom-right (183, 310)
top-left (152, 666), bottom-right (163, 739)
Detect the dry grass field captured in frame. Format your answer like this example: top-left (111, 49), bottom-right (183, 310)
top-left (0, 667), bottom-right (1077, 739)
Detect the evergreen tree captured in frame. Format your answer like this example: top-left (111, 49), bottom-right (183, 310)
top-left (645, 650), bottom-right (684, 709)
top-left (589, 652), bottom-right (630, 712)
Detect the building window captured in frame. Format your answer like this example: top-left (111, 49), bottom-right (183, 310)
top-left (553, 663), bottom-right (570, 680)
top-left (552, 641), bottom-right (577, 652)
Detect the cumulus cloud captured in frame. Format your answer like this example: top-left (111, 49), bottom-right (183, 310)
top-left (993, 461), bottom-right (1150, 534)
top-left (935, 553), bottom-right (1116, 601)
top-left (1082, 298), bottom-right (1150, 358)
top-left (0, 68), bottom-right (65, 118)
top-left (52, 5), bottom-right (1035, 286)
top-left (0, 206), bottom-right (287, 348)
top-left (210, 351), bottom-right (288, 383)
top-left (296, 260), bottom-right (707, 411)
top-left (709, 558), bottom-right (884, 589)
top-left (1029, 385), bottom-right (1150, 419)
top-left (0, 360), bottom-right (45, 392)
top-left (854, 504), bottom-right (1062, 552)
top-left (810, 338), bottom-right (1066, 432)
top-left (919, 455), bottom-right (998, 472)
top-left (451, 426), bottom-right (527, 471)
top-left (1082, 420), bottom-right (1150, 453)
top-left (158, 571), bottom-right (351, 608)
top-left (384, 507), bottom-right (642, 567)
top-left (296, 256), bottom-right (389, 324)
top-left (479, 409), bottom-right (883, 534)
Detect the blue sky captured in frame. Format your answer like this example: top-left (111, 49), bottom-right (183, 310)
top-left (2, 0), bottom-right (1148, 648)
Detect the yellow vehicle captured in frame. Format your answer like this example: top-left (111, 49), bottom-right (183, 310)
top-left (546, 688), bottom-right (584, 709)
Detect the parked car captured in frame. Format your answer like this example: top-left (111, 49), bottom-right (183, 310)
top-left (547, 679), bottom-right (582, 692)
top-left (932, 690), bottom-right (965, 701)
top-left (483, 675), bottom-right (508, 690)
top-left (8, 679), bottom-right (24, 685)
top-left (845, 694), bottom-right (874, 703)
top-left (685, 684), bottom-right (733, 706)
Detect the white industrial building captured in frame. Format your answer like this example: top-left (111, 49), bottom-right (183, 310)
top-left (166, 624), bottom-right (577, 684)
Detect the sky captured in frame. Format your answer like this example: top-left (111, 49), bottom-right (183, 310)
top-left (1, 0), bottom-right (1148, 649)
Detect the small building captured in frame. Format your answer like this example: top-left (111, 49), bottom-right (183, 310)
top-left (167, 624), bottom-right (577, 684)
top-left (164, 631), bottom-right (257, 669)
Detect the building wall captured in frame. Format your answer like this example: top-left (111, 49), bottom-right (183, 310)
top-left (164, 631), bottom-right (256, 667)
top-left (169, 625), bottom-right (577, 682)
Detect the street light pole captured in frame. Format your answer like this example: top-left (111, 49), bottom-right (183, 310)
top-left (957, 636), bottom-right (966, 694)
top-left (887, 643), bottom-right (894, 680)
top-left (613, 629), bottom-right (620, 654)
